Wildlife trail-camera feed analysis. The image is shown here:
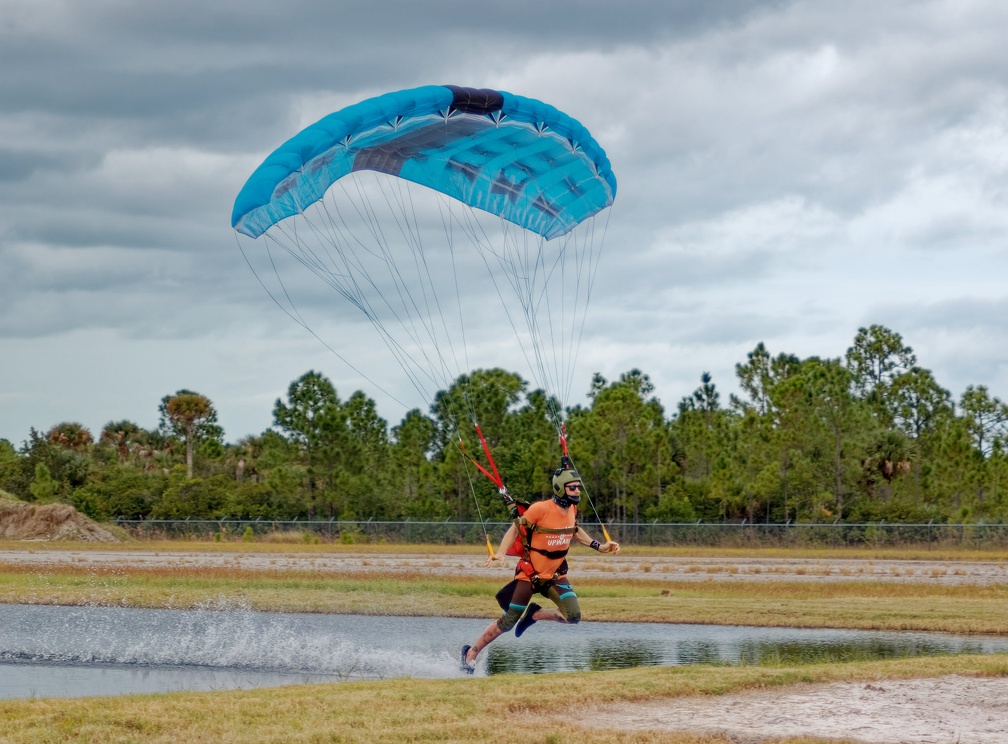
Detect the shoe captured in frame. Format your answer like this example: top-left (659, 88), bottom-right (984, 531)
top-left (460, 644), bottom-right (475, 674)
top-left (515, 602), bottom-right (541, 638)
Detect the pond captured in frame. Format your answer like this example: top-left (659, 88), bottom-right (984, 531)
top-left (2, 603), bottom-right (1005, 699)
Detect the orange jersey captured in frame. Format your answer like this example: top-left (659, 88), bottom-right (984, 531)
top-left (516, 499), bottom-right (577, 581)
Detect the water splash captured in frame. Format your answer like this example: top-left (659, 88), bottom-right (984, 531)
top-left (0, 601), bottom-right (461, 682)
top-left (3, 603), bottom-right (1006, 699)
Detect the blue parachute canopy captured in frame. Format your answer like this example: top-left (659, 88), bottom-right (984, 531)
top-left (232, 85), bottom-right (617, 241)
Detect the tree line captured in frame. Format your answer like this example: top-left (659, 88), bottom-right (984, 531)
top-left (2, 325), bottom-right (1007, 526)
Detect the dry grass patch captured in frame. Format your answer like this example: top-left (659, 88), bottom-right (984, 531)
top-left (1, 561), bottom-right (1005, 634)
top-left (5, 539), bottom-right (1008, 562)
top-left (0, 656), bottom-right (1005, 744)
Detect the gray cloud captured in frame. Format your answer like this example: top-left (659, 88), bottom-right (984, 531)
top-left (2, 0), bottom-right (1007, 442)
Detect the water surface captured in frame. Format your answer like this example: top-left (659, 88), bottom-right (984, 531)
top-left (2, 603), bottom-right (1004, 699)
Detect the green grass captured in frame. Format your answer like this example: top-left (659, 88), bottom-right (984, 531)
top-left (1, 542), bottom-right (1007, 742)
top-left (2, 557), bottom-right (1005, 634)
top-left (1, 655), bottom-right (1006, 743)
top-left (5, 536), bottom-right (1008, 561)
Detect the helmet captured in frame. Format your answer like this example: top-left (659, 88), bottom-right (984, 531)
top-left (551, 467), bottom-right (582, 506)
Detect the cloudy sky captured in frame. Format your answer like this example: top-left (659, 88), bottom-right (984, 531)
top-left (2, 0), bottom-right (1007, 445)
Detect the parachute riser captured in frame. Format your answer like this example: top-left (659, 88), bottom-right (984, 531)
top-left (556, 423), bottom-right (612, 544)
top-left (458, 422), bottom-right (518, 557)
top-left (457, 424), bottom-right (519, 514)
top-left (464, 420), bottom-right (612, 550)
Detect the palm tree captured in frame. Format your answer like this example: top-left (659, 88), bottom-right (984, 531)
top-left (99, 420), bottom-right (145, 464)
top-left (47, 422), bottom-right (93, 450)
top-left (159, 391), bottom-right (218, 479)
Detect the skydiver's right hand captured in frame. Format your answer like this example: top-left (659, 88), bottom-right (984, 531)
top-left (484, 553), bottom-right (503, 568)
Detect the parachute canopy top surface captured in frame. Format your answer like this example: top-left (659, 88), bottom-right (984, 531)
top-left (232, 85), bottom-right (617, 241)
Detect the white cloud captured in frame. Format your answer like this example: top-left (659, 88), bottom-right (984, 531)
top-left (2, 0), bottom-right (1008, 443)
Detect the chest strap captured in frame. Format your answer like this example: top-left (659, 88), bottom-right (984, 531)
top-left (517, 518), bottom-right (578, 560)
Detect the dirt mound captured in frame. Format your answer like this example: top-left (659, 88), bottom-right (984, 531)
top-left (0, 497), bottom-right (121, 542)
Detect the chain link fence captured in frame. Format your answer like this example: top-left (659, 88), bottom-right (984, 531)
top-left (114, 518), bottom-right (1008, 549)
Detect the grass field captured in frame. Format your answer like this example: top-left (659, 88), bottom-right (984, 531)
top-left (1, 541), bottom-right (1005, 634)
top-left (1, 654), bottom-right (1006, 743)
top-left (0, 541), bottom-right (1006, 743)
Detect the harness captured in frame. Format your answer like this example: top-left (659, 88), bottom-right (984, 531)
top-left (511, 505), bottom-right (578, 591)
top-left (458, 422), bottom-right (598, 597)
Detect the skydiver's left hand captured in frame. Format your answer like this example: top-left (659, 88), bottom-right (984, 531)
top-left (602, 541), bottom-right (620, 555)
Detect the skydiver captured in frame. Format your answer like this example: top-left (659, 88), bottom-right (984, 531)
top-left (461, 465), bottom-right (620, 673)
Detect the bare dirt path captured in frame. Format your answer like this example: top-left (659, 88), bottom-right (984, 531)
top-left (576, 674), bottom-right (1008, 743)
top-left (2, 548), bottom-right (1006, 585)
top-left (3, 547), bottom-right (1006, 742)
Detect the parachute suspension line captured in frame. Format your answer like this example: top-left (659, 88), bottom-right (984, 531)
top-left (556, 423), bottom-right (613, 544)
top-left (557, 220), bottom-right (604, 415)
top-left (265, 223), bottom-right (314, 326)
top-left (462, 219), bottom-right (548, 422)
top-left (559, 227), bottom-right (590, 413)
top-left (303, 195), bottom-right (442, 407)
top-left (320, 182), bottom-right (489, 545)
top-left (411, 184), bottom-right (468, 397)
top-left (385, 180), bottom-right (484, 427)
top-left (377, 176), bottom-right (466, 402)
top-left (430, 187), bottom-right (486, 428)
top-left (293, 175), bottom-right (465, 414)
top-left (424, 186), bottom-right (497, 539)
top-left (275, 213), bottom-right (441, 406)
top-left (548, 215), bottom-right (608, 427)
top-left (451, 433), bottom-right (497, 558)
top-left (441, 207), bottom-right (600, 442)
top-left (492, 219), bottom-right (582, 425)
top-left (406, 203), bottom-right (514, 535)
top-left (574, 207), bottom-right (609, 360)
top-left (519, 222), bottom-right (584, 412)
top-left (531, 227), bottom-right (567, 419)
top-left (346, 175), bottom-right (453, 391)
top-left (238, 226), bottom-right (324, 339)
top-left (434, 203), bottom-right (544, 430)
top-left (510, 223), bottom-right (550, 387)
top-left (306, 191), bottom-right (448, 414)
top-left (450, 220), bottom-right (567, 490)
top-left (233, 231), bottom-right (410, 409)
top-left (456, 209), bottom-right (548, 394)
top-left (478, 216), bottom-right (611, 541)
top-left (568, 206), bottom-right (613, 397)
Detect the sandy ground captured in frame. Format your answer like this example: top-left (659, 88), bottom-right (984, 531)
top-left (0, 548), bottom-right (1006, 586)
top-left (576, 674), bottom-right (1008, 743)
top-left (3, 547), bottom-right (1006, 742)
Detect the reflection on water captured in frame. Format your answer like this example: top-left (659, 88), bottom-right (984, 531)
top-left (736, 637), bottom-right (989, 666)
top-left (1, 603), bottom-right (1005, 699)
top-left (485, 629), bottom-right (999, 675)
